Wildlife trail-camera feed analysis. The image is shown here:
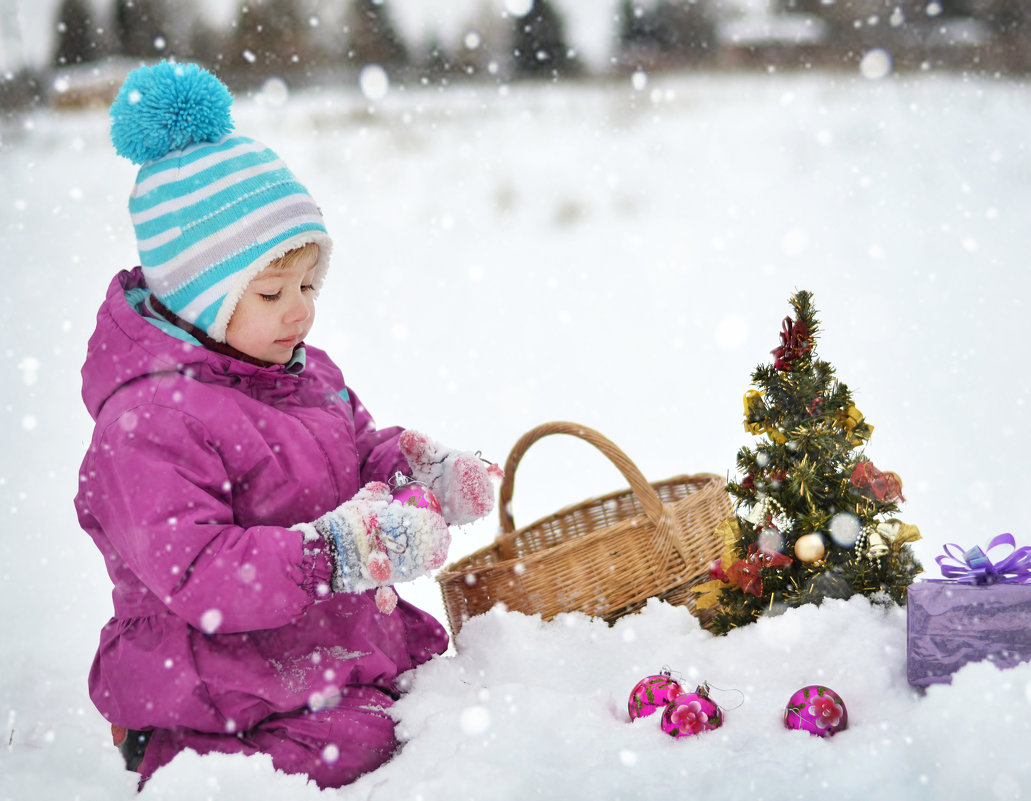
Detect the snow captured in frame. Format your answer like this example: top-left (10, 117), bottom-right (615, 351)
top-left (4, 68), bottom-right (1031, 799)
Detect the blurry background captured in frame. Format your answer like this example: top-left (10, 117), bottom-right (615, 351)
top-left (3, 0), bottom-right (1031, 107)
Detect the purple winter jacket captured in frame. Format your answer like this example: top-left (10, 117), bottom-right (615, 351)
top-left (75, 267), bottom-right (448, 735)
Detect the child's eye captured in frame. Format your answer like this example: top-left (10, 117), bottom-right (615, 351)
top-left (260, 292), bottom-right (281, 302)
top-left (301, 284), bottom-right (315, 293)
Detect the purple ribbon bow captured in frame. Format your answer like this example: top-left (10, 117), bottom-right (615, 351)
top-left (935, 533), bottom-right (1031, 585)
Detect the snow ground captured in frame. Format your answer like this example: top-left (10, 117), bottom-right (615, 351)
top-left (2, 68), bottom-right (1031, 799)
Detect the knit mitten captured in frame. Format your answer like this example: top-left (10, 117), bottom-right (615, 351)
top-left (294, 481), bottom-right (450, 613)
top-left (399, 430), bottom-right (503, 526)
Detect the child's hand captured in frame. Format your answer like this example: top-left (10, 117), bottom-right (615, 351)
top-left (399, 430), bottom-right (503, 526)
top-left (294, 481), bottom-right (451, 603)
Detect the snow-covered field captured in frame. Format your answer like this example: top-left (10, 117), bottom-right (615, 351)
top-left (3, 68), bottom-right (1031, 799)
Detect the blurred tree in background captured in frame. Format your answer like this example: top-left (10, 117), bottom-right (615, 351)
top-left (618, 0), bottom-right (717, 70)
top-left (771, 0), bottom-right (1031, 72)
top-left (511, 0), bottom-right (580, 79)
top-left (114, 0), bottom-right (171, 59)
top-left (226, 0), bottom-right (315, 84)
top-left (16, 0), bottom-right (1031, 113)
top-left (54, 0), bottom-right (111, 66)
top-left (343, 0), bottom-right (408, 70)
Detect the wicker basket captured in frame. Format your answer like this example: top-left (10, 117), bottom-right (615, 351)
top-left (436, 421), bottom-right (731, 637)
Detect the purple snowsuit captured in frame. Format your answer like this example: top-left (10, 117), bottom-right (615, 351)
top-left (75, 268), bottom-right (449, 787)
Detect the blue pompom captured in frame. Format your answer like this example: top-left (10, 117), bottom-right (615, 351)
top-left (110, 62), bottom-right (234, 165)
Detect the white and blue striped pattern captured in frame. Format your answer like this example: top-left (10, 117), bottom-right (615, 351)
top-left (130, 134), bottom-right (330, 341)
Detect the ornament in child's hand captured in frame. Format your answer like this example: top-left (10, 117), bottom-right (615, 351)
top-left (390, 474), bottom-right (442, 516)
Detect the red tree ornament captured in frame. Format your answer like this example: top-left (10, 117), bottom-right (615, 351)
top-left (850, 461), bottom-right (905, 503)
top-left (771, 316), bottom-right (812, 371)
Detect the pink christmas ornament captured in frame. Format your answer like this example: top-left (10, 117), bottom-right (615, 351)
top-left (783, 685), bottom-right (848, 737)
top-left (660, 686), bottom-right (724, 738)
top-left (628, 672), bottom-right (684, 721)
top-left (391, 474), bottom-right (442, 516)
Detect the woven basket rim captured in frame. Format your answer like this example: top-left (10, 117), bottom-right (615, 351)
top-left (438, 471), bottom-right (725, 578)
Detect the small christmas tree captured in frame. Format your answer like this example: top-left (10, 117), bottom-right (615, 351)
top-left (695, 290), bottom-right (922, 634)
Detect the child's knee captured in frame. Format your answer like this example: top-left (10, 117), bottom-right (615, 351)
top-left (306, 704), bottom-right (399, 788)
top-left (259, 693), bottom-right (399, 789)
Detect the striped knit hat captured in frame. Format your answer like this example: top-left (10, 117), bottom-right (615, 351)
top-left (110, 62), bottom-right (332, 342)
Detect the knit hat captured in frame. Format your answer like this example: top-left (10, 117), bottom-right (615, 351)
top-left (110, 62), bottom-right (332, 342)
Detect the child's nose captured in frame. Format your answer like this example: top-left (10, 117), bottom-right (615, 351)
top-left (283, 293), bottom-right (311, 323)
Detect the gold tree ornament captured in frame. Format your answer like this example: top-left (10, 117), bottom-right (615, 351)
top-left (794, 533), bottom-right (827, 564)
top-left (836, 405), bottom-right (873, 447)
top-left (693, 518), bottom-right (743, 611)
top-left (860, 521), bottom-right (922, 561)
top-left (743, 390), bottom-right (787, 444)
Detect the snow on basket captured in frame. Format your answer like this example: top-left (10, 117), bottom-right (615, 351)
top-left (436, 421), bottom-right (731, 637)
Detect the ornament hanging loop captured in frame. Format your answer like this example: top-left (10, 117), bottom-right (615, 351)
top-left (703, 681), bottom-right (746, 711)
top-left (660, 665), bottom-right (684, 684)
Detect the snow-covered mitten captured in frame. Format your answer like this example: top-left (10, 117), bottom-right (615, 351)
top-left (399, 430), bottom-right (503, 526)
top-left (293, 481), bottom-right (451, 611)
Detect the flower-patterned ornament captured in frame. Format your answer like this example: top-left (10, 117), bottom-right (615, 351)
top-left (627, 671), bottom-right (684, 721)
top-left (660, 684), bottom-right (725, 738)
top-left (783, 685), bottom-right (848, 737)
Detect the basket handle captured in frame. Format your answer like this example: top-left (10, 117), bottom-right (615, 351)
top-left (497, 422), bottom-right (668, 558)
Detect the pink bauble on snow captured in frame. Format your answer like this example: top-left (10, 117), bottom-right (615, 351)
top-left (660, 687), bottom-right (724, 738)
top-left (391, 477), bottom-right (442, 515)
top-left (628, 673), bottom-right (684, 721)
top-left (783, 685), bottom-right (848, 737)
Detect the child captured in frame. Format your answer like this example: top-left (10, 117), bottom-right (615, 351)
top-left (74, 62), bottom-right (497, 789)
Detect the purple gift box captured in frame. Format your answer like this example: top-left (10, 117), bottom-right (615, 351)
top-left (907, 534), bottom-right (1031, 687)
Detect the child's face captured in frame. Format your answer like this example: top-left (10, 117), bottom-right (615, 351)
top-left (226, 247), bottom-right (318, 364)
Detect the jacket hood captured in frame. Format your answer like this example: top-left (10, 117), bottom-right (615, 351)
top-left (81, 267), bottom-right (303, 421)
